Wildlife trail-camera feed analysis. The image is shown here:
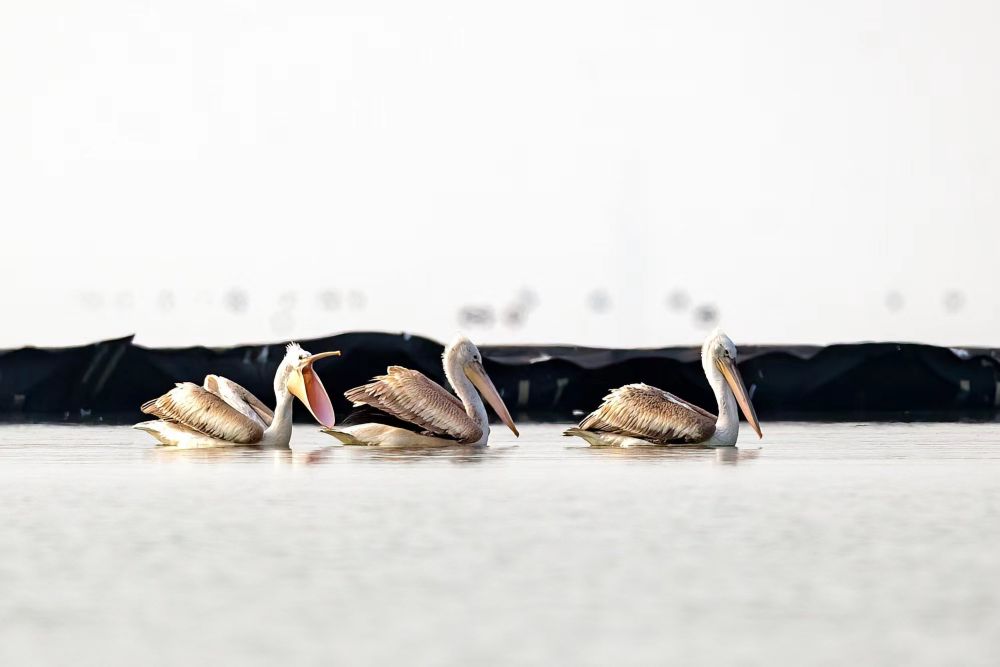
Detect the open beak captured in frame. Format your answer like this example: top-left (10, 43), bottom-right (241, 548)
top-left (286, 351), bottom-right (340, 428)
top-left (716, 357), bottom-right (763, 439)
top-left (464, 360), bottom-right (519, 437)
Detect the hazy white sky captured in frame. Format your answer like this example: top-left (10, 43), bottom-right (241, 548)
top-left (2, 1), bottom-right (999, 348)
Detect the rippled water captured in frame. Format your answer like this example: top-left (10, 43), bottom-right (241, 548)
top-left (1, 423), bottom-right (999, 666)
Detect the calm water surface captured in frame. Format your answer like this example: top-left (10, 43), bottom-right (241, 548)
top-left (1, 423), bottom-right (999, 666)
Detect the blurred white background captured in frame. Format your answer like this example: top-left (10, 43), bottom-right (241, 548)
top-left (2, 1), bottom-right (998, 348)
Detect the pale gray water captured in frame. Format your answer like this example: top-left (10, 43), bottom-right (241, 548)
top-left (1, 423), bottom-right (999, 666)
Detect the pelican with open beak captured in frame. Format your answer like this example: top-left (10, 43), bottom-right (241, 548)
top-left (322, 335), bottom-right (519, 447)
top-left (134, 344), bottom-right (341, 448)
top-left (565, 329), bottom-right (762, 447)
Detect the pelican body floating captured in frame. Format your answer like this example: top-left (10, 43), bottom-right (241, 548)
top-left (133, 344), bottom-right (340, 448)
top-left (323, 335), bottom-right (519, 447)
top-left (564, 330), bottom-right (762, 447)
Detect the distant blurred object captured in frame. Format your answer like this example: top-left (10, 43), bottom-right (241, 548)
top-left (666, 289), bottom-right (690, 311)
top-left (586, 289), bottom-right (611, 314)
top-left (318, 290), bottom-right (341, 311)
top-left (114, 292), bottom-right (134, 311)
top-left (693, 303), bottom-right (719, 328)
top-left (223, 288), bottom-right (248, 314)
top-left (943, 290), bottom-right (965, 314)
top-left (885, 290), bottom-right (904, 312)
top-left (155, 291), bottom-right (175, 311)
top-left (347, 290), bottom-right (367, 310)
top-left (80, 291), bottom-right (104, 311)
top-left (503, 304), bottom-right (526, 328)
top-left (502, 288), bottom-right (540, 328)
top-left (278, 291), bottom-right (297, 309)
top-left (516, 288), bottom-right (540, 311)
top-left (458, 305), bottom-right (495, 327)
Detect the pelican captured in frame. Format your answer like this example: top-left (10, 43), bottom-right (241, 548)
top-left (134, 343), bottom-right (340, 448)
top-left (322, 335), bottom-right (519, 447)
top-left (564, 329), bottom-right (762, 447)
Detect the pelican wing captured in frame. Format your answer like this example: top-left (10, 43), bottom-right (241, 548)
top-left (577, 383), bottom-right (715, 444)
top-left (344, 366), bottom-right (482, 444)
top-left (204, 374), bottom-right (274, 427)
top-left (141, 382), bottom-right (265, 444)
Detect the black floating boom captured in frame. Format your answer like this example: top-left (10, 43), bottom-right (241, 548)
top-left (0, 333), bottom-right (998, 422)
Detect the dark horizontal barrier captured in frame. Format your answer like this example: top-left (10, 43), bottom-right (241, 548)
top-left (1, 332), bottom-right (999, 423)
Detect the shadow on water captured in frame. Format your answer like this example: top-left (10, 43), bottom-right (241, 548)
top-left (145, 438), bottom-right (761, 467)
top-left (714, 447), bottom-right (761, 465)
top-left (573, 444), bottom-right (761, 465)
top-left (149, 445), bottom-right (311, 466)
top-left (339, 444), bottom-right (518, 465)
top-left (147, 443), bottom-right (518, 466)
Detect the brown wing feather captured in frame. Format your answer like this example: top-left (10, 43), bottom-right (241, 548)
top-left (204, 374), bottom-right (274, 427)
top-left (578, 383), bottom-right (716, 444)
top-left (344, 366), bottom-right (481, 444)
top-left (141, 382), bottom-right (265, 444)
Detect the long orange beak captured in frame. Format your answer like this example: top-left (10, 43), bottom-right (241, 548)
top-left (716, 357), bottom-right (763, 438)
top-left (464, 360), bottom-right (519, 437)
top-left (287, 351), bottom-right (340, 428)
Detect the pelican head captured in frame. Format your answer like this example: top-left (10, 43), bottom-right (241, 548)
top-left (445, 335), bottom-right (519, 437)
top-left (279, 343), bottom-right (341, 428)
top-left (702, 329), bottom-right (762, 439)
